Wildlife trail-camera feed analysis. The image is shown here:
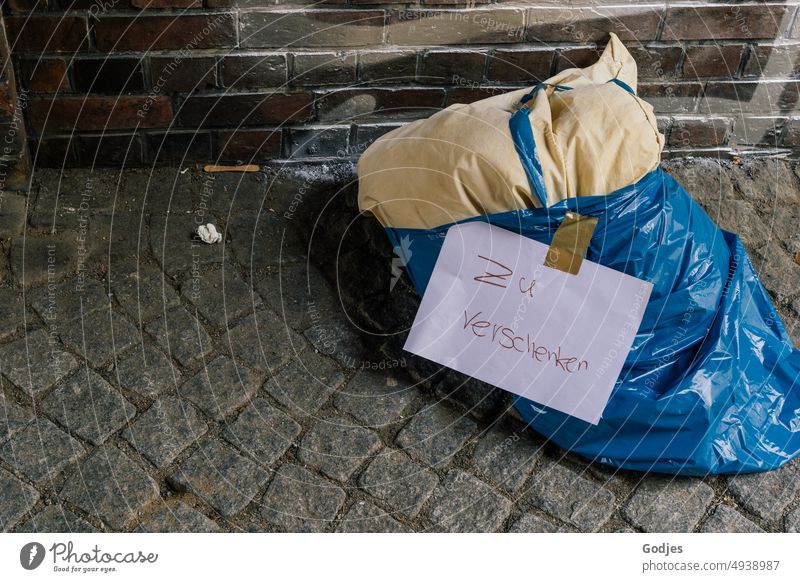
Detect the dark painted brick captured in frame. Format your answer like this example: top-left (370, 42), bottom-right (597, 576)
top-left (388, 8), bottom-right (525, 45)
top-left (668, 117), bottom-right (731, 147)
top-left (486, 49), bottom-right (552, 83)
top-left (95, 14), bottom-right (236, 51)
top-left (241, 10), bottom-right (385, 48)
top-left (80, 133), bottom-right (144, 166)
top-left (5, 16), bottom-right (88, 53)
top-left (28, 96), bottom-right (172, 132)
top-left (639, 82), bottom-right (702, 113)
top-left (421, 51), bottom-right (487, 84)
top-left (292, 52), bottom-right (357, 86)
top-left (663, 4), bottom-right (788, 41)
top-left (217, 129), bottom-right (282, 161)
top-left (316, 88), bottom-right (445, 121)
top-left (744, 44), bottom-right (800, 78)
top-left (683, 44), bottom-right (744, 78)
top-left (526, 7), bottom-right (661, 42)
top-left (73, 58), bottom-right (146, 93)
top-left (554, 47), bottom-right (603, 73)
top-left (177, 92), bottom-right (313, 127)
top-left (288, 126), bottom-right (350, 157)
top-left (701, 81), bottom-right (799, 114)
top-left (146, 131), bottom-right (213, 163)
top-left (150, 56), bottom-right (218, 92)
top-left (446, 86), bottom-right (510, 105)
top-left (222, 54), bottom-right (287, 88)
top-left (31, 137), bottom-right (77, 166)
top-left (629, 44), bottom-right (682, 79)
top-left (782, 118), bottom-right (800, 147)
top-left (131, 0), bottom-right (200, 7)
top-left (18, 59), bottom-right (71, 93)
top-left (359, 51), bottom-right (417, 83)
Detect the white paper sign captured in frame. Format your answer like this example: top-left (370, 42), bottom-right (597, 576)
top-left (404, 222), bottom-right (652, 424)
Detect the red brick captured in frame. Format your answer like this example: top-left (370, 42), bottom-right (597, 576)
top-left (217, 129), bottom-right (282, 161)
top-left (95, 13), bottom-right (236, 51)
top-left (487, 49), bottom-right (552, 83)
top-left (28, 96), bottom-right (172, 132)
top-left (150, 56), bottom-right (218, 92)
top-left (5, 16), bottom-right (88, 53)
top-left (359, 51), bottom-right (417, 84)
top-left (668, 117), bottom-right (731, 147)
top-left (241, 10), bottom-right (385, 48)
top-left (663, 4), bottom-right (788, 41)
top-left (316, 88), bottom-right (445, 121)
top-left (4, 0), bottom-right (48, 11)
top-left (18, 59), bottom-right (71, 93)
top-left (222, 54), bottom-right (287, 88)
top-left (744, 44), bottom-right (800, 78)
top-left (388, 9), bottom-right (524, 45)
top-left (177, 92), bottom-right (313, 127)
top-left (683, 44), bottom-right (744, 78)
top-left (292, 52), bottom-right (356, 86)
top-left (421, 50), bottom-right (487, 84)
top-left (131, 0), bottom-right (201, 7)
top-left (526, 7), bottom-right (661, 42)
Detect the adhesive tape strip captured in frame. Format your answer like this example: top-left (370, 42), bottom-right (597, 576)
top-left (543, 211), bottom-right (598, 275)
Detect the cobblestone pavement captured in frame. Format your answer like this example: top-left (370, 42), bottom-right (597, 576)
top-left (1, 157), bottom-right (800, 533)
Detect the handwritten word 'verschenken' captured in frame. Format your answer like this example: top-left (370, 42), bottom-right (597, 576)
top-left (463, 310), bottom-right (589, 373)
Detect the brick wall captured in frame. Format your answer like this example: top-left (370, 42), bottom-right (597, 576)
top-left (3, 1), bottom-right (800, 167)
top-left (0, 9), bottom-right (27, 184)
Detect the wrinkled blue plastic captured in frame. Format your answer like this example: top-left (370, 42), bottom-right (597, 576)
top-left (387, 168), bottom-right (800, 475)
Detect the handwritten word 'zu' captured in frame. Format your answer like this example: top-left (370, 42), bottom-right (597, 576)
top-left (473, 255), bottom-right (536, 297)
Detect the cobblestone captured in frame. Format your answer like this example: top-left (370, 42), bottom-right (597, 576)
top-left (358, 449), bottom-right (438, 518)
top-left (42, 369), bottom-right (136, 445)
top-left (624, 477), bottom-right (714, 532)
top-left (427, 470), bottom-right (512, 533)
top-left (110, 262), bottom-right (181, 322)
top-left (181, 267), bottom-right (261, 328)
top-left (9, 237), bottom-right (77, 286)
top-left (222, 398), bottom-right (300, 466)
top-left (29, 279), bottom-right (110, 324)
top-left (0, 466), bottom-right (40, 531)
top-left (122, 396), bottom-right (208, 467)
top-left (0, 329), bottom-right (79, 397)
top-left (260, 463), bottom-right (346, 532)
top-left (112, 343), bottom-right (181, 398)
top-left (223, 309), bottom-right (304, 373)
top-left (298, 416), bottom-right (381, 481)
top-left (727, 462), bottom-right (800, 521)
top-left (150, 213), bottom-right (225, 276)
top-left (508, 513), bottom-right (563, 533)
top-left (786, 507), bottom-right (800, 532)
top-left (0, 418), bottom-right (85, 482)
top-left (179, 356), bottom-right (263, 421)
top-left (169, 437), bottom-right (269, 517)
top-left (395, 403), bottom-right (477, 467)
top-left (0, 192), bottom-right (27, 238)
top-left (471, 425), bottom-right (542, 492)
top-left (0, 388), bottom-right (34, 443)
top-left (229, 213), bottom-right (305, 271)
top-left (16, 505), bottom-right (98, 533)
top-left (304, 317), bottom-right (366, 369)
top-left (335, 500), bottom-right (411, 533)
top-left (700, 505), bottom-right (764, 533)
top-left (60, 446), bottom-right (159, 531)
top-left (265, 351), bottom-right (345, 416)
top-left (58, 308), bottom-right (140, 367)
top-left (145, 306), bottom-right (214, 367)
top-left (0, 289), bottom-right (25, 341)
top-left (526, 462), bottom-right (615, 532)
top-left (334, 369), bottom-right (417, 428)
top-left (134, 500), bottom-right (220, 533)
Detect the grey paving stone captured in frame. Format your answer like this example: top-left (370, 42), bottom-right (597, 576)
top-left (229, 213), bottom-right (305, 271)
top-left (58, 308), bottom-right (140, 367)
top-left (222, 398), bottom-right (300, 466)
top-left (427, 470), bottom-right (512, 533)
top-left (752, 242), bottom-right (800, 301)
top-left (0, 418), bottom-right (85, 482)
top-left (727, 462), bottom-right (800, 521)
top-left (334, 369), bottom-right (418, 428)
top-left (16, 505), bottom-right (98, 533)
top-left (0, 387), bottom-right (34, 443)
top-left (150, 213), bottom-right (225, 276)
top-left (527, 462), bottom-right (616, 532)
top-left (304, 317), bottom-right (367, 369)
top-left (0, 192), bottom-right (27, 238)
top-left (60, 446), bottom-right (159, 531)
top-left (737, 158), bottom-right (800, 206)
top-left (179, 355), bottom-right (263, 421)
top-left (42, 369), bottom-right (136, 445)
top-left (112, 344), bottom-right (181, 398)
top-left (395, 403), bottom-right (476, 467)
top-left (298, 416), bottom-right (381, 482)
top-left (134, 500), bottom-right (219, 533)
top-left (122, 396), bottom-right (208, 467)
top-left (260, 463), bottom-right (346, 532)
top-left (358, 449), bottom-right (438, 518)
top-left (0, 288), bottom-right (26, 341)
top-left (181, 267), bottom-right (261, 328)
top-left (767, 203), bottom-right (800, 254)
top-left (624, 477), bottom-right (714, 532)
top-left (223, 308), bottom-right (305, 373)
top-left (471, 426), bottom-right (542, 492)
top-left (699, 199), bottom-right (768, 248)
top-left (265, 351), bottom-right (346, 416)
top-left (254, 262), bottom-right (339, 332)
top-left (508, 513), bottom-right (563, 533)
top-left (786, 506), bottom-right (800, 532)
top-left (0, 466), bottom-right (40, 531)
top-left (88, 213), bottom-right (148, 260)
top-left (29, 279), bottom-right (110, 324)
top-left (700, 505), bottom-right (764, 533)
top-left (145, 306), bottom-right (214, 367)
top-left (335, 500), bottom-right (411, 533)
top-left (0, 329), bottom-right (79, 397)
top-left (110, 262), bottom-right (181, 322)
top-left (663, 159), bottom-right (738, 205)
top-left (10, 236), bottom-right (77, 286)
top-left (169, 437), bottom-right (269, 517)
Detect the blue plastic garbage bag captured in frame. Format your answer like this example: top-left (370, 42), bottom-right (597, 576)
top-left (357, 36), bottom-right (800, 475)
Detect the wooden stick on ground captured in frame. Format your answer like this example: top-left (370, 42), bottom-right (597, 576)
top-left (203, 164), bottom-right (260, 173)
